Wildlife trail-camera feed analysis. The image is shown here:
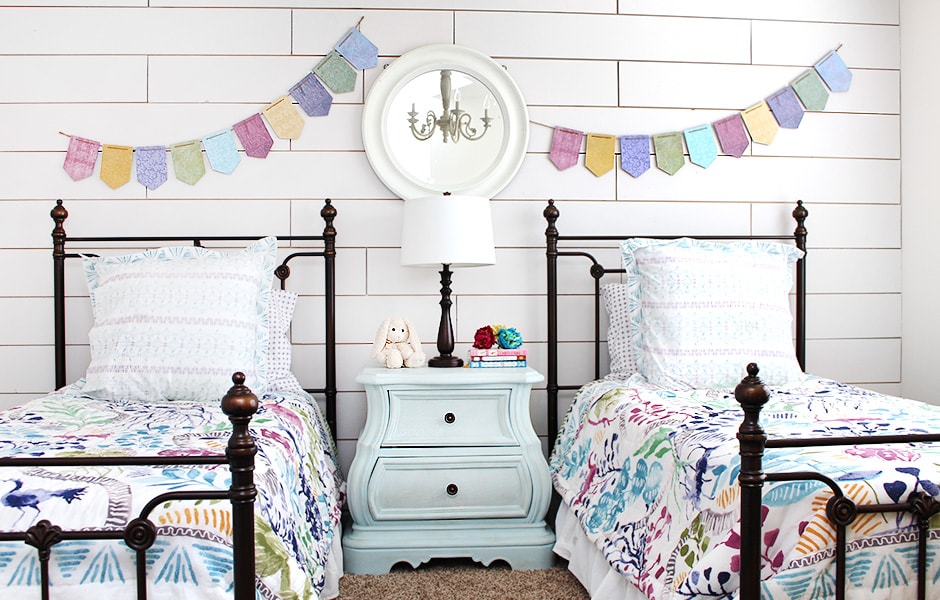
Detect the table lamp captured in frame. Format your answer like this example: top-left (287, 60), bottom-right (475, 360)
top-left (400, 194), bottom-right (495, 367)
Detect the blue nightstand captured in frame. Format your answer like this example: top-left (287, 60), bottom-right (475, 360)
top-left (342, 366), bottom-right (555, 574)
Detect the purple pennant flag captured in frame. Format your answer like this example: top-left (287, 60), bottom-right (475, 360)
top-left (815, 50), bottom-right (852, 93)
top-left (712, 114), bottom-right (750, 158)
top-left (335, 27), bottom-right (378, 70)
top-left (619, 135), bottom-right (650, 178)
top-left (766, 87), bottom-right (804, 129)
top-left (290, 73), bottom-right (333, 117)
top-left (233, 113), bottom-right (274, 159)
top-left (63, 136), bottom-right (100, 181)
top-left (135, 145), bottom-right (167, 190)
top-left (549, 127), bottom-right (584, 170)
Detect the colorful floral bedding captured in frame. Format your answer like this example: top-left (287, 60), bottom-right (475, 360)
top-left (0, 382), bottom-right (345, 600)
top-left (551, 374), bottom-right (940, 599)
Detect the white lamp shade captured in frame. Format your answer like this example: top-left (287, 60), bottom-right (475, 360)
top-left (400, 195), bottom-right (496, 267)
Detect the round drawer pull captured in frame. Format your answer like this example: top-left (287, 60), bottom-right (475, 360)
top-left (443, 412), bottom-right (456, 424)
top-left (446, 483), bottom-right (459, 496)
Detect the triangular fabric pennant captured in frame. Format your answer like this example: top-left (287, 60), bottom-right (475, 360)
top-left (233, 114), bottom-right (274, 159)
top-left (314, 50), bottom-right (357, 94)
top-left (791, 69), bottom-right (830, 111)
top-left (335, 27), bottom-right (378, 70)
top-left (619, 135), bottom-right (650, 178)
top-left (549, 127), bottom-right (583, 170)
top-left (584, 133), bottom-right (617, 176)
top-left (63, 136), bottom-right (100, 181)
top-left (135, 145), bottom-right (167, 190)
top-left (99, 144), bottom-right (133, 189)
top-left (652, 132), bottom-right (685, 175)
top-left (683, 125), bottom-right (717, 168)
top-left (815, 50), bottom-right (852, 93)
top-left (741, 101), bottom-right (778, 145)
top-left (202, 129), bottom-right (241, 174)
top-left (262, 96), bottom-right (305, 140)
top-left (766, 87), bottom-right (805, 129)
top-left (712, 114), bottom-right (750, 158)
top-left (290, 73), bottom-right (333, 117)
top-left (170, 140), bottom-right (206, 185)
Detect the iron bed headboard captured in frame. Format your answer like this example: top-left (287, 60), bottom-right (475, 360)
top-left (49, 198), bottom-right (339, 439)
top-left (543, 199), bottom-right (809, 457)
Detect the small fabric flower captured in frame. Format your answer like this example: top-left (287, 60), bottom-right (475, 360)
top-left (473, 326), bottom-right (496, 349)
top-left (497, 327), bottom-right (523, 349)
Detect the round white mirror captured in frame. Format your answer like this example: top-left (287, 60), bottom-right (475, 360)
top-left (362, 44), bottom-right (529, 199)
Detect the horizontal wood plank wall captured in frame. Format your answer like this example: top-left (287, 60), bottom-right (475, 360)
top-left (0, 1), bottom-right (902, 472)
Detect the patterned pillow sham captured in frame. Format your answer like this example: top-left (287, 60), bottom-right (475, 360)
top-left (601, 283), bottom-right (638, 378)
top-left (81, 236), bottom-right (278, 401)
top-left (620, 237), bottom-right (805, 389)
top-left (267, 289), bottom-right (305, 395)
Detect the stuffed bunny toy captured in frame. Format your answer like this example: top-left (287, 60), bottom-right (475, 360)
top-left (371, 317), bottom-right (427, 369)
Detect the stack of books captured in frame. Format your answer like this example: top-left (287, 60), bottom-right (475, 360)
top-left (468, 347), bottom-right (527, 368)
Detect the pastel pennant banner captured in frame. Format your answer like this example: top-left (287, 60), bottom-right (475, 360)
top-left (63, 136), bottom-right (100, 181)
top-left (585, 133), bottom-right (617, 176)
top-left (100, 144), bottom-right (133, 189)
top-left (335, 26), bottom-right (378, 69)
top-left (135, 145), bottom-right (167, 190)
top-left (791, 69), bottom-right (829, 111)
top-left (539, 46), bottom-right (850, 179)
top-left (766, 86), bottom-right (804, 129)
top-left (233, 114), bottom-right (274, 159)
top-left (60, 20), bottom-right (377, 189)
top-left (549, 127), bottom-right (584, 170)
top-left (741, 100), bottom-right (778, 145)
top-left (620, 135), bottom-right (650, 178)
top-left (170, 141), bottom-right (206, 185)
top-left (683, 125), bottom-right (717, 168)
top-left (653, 132), bottom-right (685, 175)
top-left (202, 129), bottom-right (241, 174)
top-left (713, 114), bottom-right (750, 158)
top-left (290, 73), bottom-right (333, 117)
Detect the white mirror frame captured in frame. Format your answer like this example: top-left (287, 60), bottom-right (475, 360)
top-left (362, 44), bottom-right (529, 200)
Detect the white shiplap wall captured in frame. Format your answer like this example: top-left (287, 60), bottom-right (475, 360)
top-left (0, 1), bottom-right (902, 475)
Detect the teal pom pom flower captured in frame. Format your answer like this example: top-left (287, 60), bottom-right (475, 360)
top-left (497, 327), bottom-right (523, 349)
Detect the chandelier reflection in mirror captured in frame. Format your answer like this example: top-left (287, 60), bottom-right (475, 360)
top-left (408, 70), bottom-right (493, 143)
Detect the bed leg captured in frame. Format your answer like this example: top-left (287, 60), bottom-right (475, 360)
top-left (736, 363), bottom-right (769, 600)
top-left (221, 372), bottom-right (259, 600)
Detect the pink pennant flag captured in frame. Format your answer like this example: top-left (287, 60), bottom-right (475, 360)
top-left (63, 136), bottom-right (100, 181)
top-left (233, 113), bottom-right (274, 159)
top-left (712, 114), bottom-right (749, 158)
top-left (549, 127), bottom-right (584, 170)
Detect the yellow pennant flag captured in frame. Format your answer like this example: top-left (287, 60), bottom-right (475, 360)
top-left (741, 101), bottom-right (778, 145)
top-left (584, 133), bottom-right (617, 176)
top-left (262, 95), bottom-right (305, 140)
top-left (100, 144), bottom-right (133, 189)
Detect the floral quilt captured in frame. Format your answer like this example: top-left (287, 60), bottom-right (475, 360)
top-left (551, 374), bottom-right (940, 600)
top-left (0, 382), bottom-right (345, 600)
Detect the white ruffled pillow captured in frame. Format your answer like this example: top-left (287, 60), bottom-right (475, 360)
top-left (81, 237), bottom-right (277, 401)
top-left (621, 237), bottom-right (805, 389)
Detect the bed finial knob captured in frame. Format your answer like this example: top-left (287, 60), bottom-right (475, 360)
top-left (735, 363), bottom-right (768, 412)
top-left (221, 372), bottom-right (259, 418)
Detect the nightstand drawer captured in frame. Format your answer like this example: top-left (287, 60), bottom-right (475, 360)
top-left (384, 388), bottom-right (516, 446)
top-left (369, 456), bottom-right (532, 520)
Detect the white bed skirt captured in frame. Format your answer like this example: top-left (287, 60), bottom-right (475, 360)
top-left (322, 531), bottom-right (344, 600)
top-left (554, 503), bottom-right (647, 600)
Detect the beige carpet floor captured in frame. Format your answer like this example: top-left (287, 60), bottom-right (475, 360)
top-left (336, 558), bottom-right (590, 599)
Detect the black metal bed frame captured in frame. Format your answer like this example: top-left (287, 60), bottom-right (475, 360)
top-left (0, 198), bottom-right (337, 600)
top-left (544, 199), bottom-right (940, 600)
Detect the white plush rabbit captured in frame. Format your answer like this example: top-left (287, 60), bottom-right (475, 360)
top-left (371, 317), bottom-right (427, 369)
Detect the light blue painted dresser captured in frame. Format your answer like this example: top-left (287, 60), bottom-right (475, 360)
top-left (343, 366), bottom-right (555, 574)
